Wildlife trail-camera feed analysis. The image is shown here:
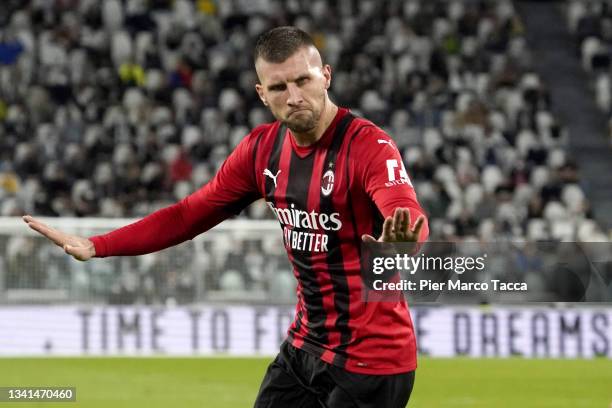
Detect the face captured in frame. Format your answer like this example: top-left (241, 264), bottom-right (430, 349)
top-left (255, 46), bottom-right (331, 134)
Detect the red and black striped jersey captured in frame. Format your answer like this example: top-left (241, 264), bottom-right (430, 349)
top-left (91, 107), bottom-right (429, 375)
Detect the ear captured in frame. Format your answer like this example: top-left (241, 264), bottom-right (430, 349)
top-left (322, 64), bottom-right (332, 90)
top-left (255, 83), bottom-right (268, 106)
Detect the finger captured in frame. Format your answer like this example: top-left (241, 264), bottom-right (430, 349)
top-left (64, 245), bottom-right (91, 262)
top-left (393, 208), bottom-right (402, 233)
top-left (381, 216), bottom-right (394, 242)
top-left (394, 209), bottom-right (408, 241)
top-left (403, 208), bottom-right (411, 233)
top-left (27, 220), bottom-right (63, 245)
top-left (26, 220), bottom-right (67, 247)
top-left (361, 234), bottom-right (377, 243)
top-left (397, 208), bottom-right (410, 239)
top-left (411, 215), bottom-right (425, 239)
top-left (65, 245), bottom-right (81, 260)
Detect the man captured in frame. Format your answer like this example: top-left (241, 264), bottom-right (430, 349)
top-left (23, 27), bottom-right (428, 407)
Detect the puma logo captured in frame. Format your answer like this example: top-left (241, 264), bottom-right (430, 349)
top-left (377, 139), bottom-right (394, 148)
top-left (263, 169), bottom-right (281, 187)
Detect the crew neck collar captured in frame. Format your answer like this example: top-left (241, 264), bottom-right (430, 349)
top-left (289, 107), bottom-right (349, 158)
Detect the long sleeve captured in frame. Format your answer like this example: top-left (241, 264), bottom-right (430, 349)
top-left (352, 127), bottom-right (429, 242)
top-left (90, 130), bottom-right (262, 257)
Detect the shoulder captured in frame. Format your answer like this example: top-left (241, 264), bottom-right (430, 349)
top-left (244, 121), bottom-right (284, 148)
top-left (346, 115), bottom-right (397, 151)
top-left (233, 121), bottom-right (280, 156)
top-left (246, 122), bottom-right (277, 142)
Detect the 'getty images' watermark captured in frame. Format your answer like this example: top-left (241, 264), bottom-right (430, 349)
top-left (362, 241), bottom-right (612, 303)
top-left (372, 253), bottom-right (487, 275)
top-left (368, 253), bottom-right (527, 292)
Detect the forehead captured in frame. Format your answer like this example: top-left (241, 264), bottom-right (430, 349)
top-left (256, 46), bottom-right (322, 85)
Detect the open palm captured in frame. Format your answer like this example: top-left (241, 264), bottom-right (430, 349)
top-left (22, 215), bottom-right (95, 261)
top-left (361, 207), bottom-right (425, 243)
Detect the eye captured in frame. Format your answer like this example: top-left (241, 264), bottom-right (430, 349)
top-left (269, 84), bottom-right (286, 92)
top-left (296, 76), bottom-right (309, 86)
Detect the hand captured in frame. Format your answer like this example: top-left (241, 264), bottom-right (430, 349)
top-left (361, 208), bottom-right (425, 243)
top-left (22, 215), bottom-right (96, 261)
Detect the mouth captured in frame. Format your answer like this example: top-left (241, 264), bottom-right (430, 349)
top-left (288, 108), bottom-right (309, 116)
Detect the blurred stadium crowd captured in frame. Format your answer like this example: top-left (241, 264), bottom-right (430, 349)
top-left (567, 0), bottom-right (612, 134)
top-left (0, 0), bottom-right (610, 304)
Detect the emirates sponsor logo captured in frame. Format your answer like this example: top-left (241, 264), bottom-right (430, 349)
top-left (266, 202), bottom-right (342, 231)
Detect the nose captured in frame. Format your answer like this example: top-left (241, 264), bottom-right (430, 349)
top-left (286, 83), bottom-right (303, 106)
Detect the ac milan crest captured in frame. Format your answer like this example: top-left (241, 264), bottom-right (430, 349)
top-left (321, 169), bottom-right (334, 196)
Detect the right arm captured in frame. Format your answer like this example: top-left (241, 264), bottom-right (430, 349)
top-left (24, 130), bottom-right (263, 260)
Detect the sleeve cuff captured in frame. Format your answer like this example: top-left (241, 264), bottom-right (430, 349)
top-left (89, 235), bottom-right (108, 258)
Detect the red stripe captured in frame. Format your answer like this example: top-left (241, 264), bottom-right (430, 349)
top-left (332, 124), bottom-right (362, 348)
top-left (321, 349), bottom-right (336, 364)
top-left (291, 281), bottom-right (305, 349)
top-left (337, 120), bottom-right (416, 372)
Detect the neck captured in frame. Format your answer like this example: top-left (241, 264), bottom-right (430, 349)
top-left (291, 99), bottom-right (338, 147)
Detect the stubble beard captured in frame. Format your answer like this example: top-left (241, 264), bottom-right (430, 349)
top-left (283, 95), bottom-right (326, 134)
top-left (285, 110), bottom-right (317, 133)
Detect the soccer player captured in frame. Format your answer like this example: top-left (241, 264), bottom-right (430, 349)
top-left (23, 27), bottom-right (428, 408)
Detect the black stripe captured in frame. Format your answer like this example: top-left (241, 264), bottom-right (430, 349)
top-left (370, 205), bottom-right (385, 239)
top-left (294, 308), bottom-right (304, 336)
top-left (224, 193), bottom-right (260, 215)
top-left (286, 146), bottom-right (325, 352)
top-left (264, 125), bottom-right (286, 199)
top-left (319, 113), bottom-right (355, 367)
